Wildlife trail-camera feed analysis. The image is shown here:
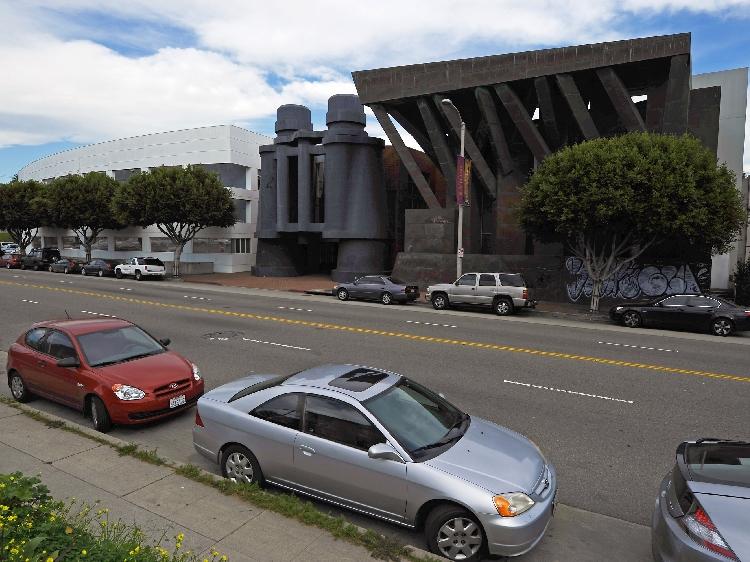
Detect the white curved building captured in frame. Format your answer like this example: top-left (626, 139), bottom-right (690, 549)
top-left (18, 125), bottom-right (271, 273)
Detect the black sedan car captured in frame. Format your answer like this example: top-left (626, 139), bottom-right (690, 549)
top-left (334, 275), bottom-right (420, 305)
top-left (609, 294), bottom-right (750, 336)
top-left (48, 258), bottom-right (81, 274)
top-left (81, 258), bottom-right (120, 277)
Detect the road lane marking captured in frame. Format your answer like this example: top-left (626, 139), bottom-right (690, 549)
top-left (21, 299), bottom-right (39, 304)
top-left (598, 341), bottom-right (678, 353)
top-left (503, 379), bottom-right (634, 404)
top-left (81, 310), bottom-right (115, 318)
top-left (278, 306), bottom-right (312, 312)
top-left (241, 337), bottom-right (311, 351)
top-left (407, 320), bottom-right (457, 328)
top-left (119, 287), bottom-right (132, 291)
top-left (1, 279), bottom-right (748, 384)
top-left (184, 295), bottom-right (210, 301)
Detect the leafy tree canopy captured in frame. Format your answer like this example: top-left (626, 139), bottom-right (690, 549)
top-left (0, 179), bottom-right (49, 253)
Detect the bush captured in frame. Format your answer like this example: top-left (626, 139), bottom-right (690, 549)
top-left (733, 258), bottom-right (750, 305)
top-left (0, 472), bottom-right (228, 562)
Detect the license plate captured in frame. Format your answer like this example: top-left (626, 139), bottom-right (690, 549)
top-left (169, 394), bottom-right (186, 408)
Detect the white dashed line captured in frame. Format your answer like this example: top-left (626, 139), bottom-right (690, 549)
top-left (21, 299), bottom-right (39, 304)
top-left (241, 337), bottom-right (311, 351)
top-left (58, 280), bottom-right (73, 284)
top-left (184, 295), bottom-right (210, 301)
top-left (503, 379), bottom-right (634, 404)
top-left (278, 306), bottom-right (312, 312)
top-left (119, 287), bottom-right (132, 291)
top-left (406, 320), bottom-right (457, 328)
top-left (597, 341), bottom-right (678, 353)
top-left (80, 310), bottom-right (115, 318)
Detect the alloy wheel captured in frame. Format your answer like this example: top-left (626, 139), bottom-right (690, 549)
top-left (81, 268), bottom-right (87, 276)
top-left (91, 401), bottom-right (100, 428)
top-left (622, 311), bottom-right (641, 328)
top-left (10, 375), bottom-right (24, 399)
top-left (712, 318), bottom-right (732, 337)
top-left (98, 270), bottom-right (104, 277)
top-left (381, 292), bottom-right (392, 305)
top-left (225, 452), bottom-right (254, 483)
top-left (432, 295), bottom-right (447, 309)
top-left (337, 288), bottom-right (348, 301)
top-left (495, 299), bottom-right (512, 316)
top-left (436, 517), bottom-right (483, 561)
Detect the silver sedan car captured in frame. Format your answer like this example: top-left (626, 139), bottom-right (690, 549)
top-left (193, 364), bottom-right (557, 561)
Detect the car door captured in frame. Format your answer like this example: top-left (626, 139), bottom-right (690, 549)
top-left (293, 394), bottom-right (408, 522)
top-left (13, 328), bottom-right (49, 392)
top-left (43, 330), bottom-right (85, 407)
top-left (649, 295), bottom-right (691, 328)
top-left (686, 296), bottom-right (721, 331)
top-left (475, 274), bottom-right (498, 306)
top-left (358, 276), bottom-right (383, 300)
top-left (451, 274), bottom-right (478, 304)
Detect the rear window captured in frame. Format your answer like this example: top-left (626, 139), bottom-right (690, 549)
top-left (685, 442), bottom-right (750, 488)
top-left (228, 373), bottom-right (298, 402)
top-left (144, 258), bottom-right (164, 266)
top-left (498, 274), bottom-right (525, 287)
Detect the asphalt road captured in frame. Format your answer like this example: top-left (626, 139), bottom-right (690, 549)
top-left (1, 268), bottom-right (748, 551)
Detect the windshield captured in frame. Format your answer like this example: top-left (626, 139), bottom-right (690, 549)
top-left (685, 442), bottom-right (750, 488)
top-left (364, 378), bottom-right (467, 461)
top-left (77, 326), bottom-right (165, 367)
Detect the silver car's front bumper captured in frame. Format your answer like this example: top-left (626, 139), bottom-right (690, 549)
top-left (479, 463), bottom-right (557, 557)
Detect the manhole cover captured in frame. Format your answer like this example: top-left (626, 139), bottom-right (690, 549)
top-left (202, 331), bottom-right (244, 341)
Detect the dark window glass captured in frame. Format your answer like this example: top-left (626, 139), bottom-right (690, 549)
top-left (688, 296), bottom-right (720, 308)
top-left (660, 296), bottom-right (691, 307)
top-left (288, 156), bottom-right (298, 223)
top-left (685, 443), bottom-right (750, 487)
top-left (252, 393), bottom-right (301, 430)
top-left (77, 326), bottom-right (163, 367)
top-left (45, 330), bottom-right (77, 360)
top-left (386, 277), bottom-right (404, 285)
top-left (456, 274), bottom-right (476, 286)
top-left (329, 369), bottom-right (389, 391)
top-left (304, 395), bottom-right (385, 450)
top-left (360, 276), bottom-right (382, 284)
top-left (25, 328), bottom-right (48, 351)
top-left (499, 274), bottom-right (526, 287)
top-left (144, 258), bottom-right (164, 266)
top-left (479, 274), bottom-right (496, 287)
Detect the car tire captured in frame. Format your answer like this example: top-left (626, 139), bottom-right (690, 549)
top-left (5, 263), bottom-right (10, 269)
top-left (711, 317), bottom-right (734, 337)
top-left (381, 292), bottom-right (393, 305)
top-left (9, 371), bottom-right (32, 403)
top-left (622, 310), bottom-right (642, 328)
top-left (89, 396), bottom-right (112, 433)
top-left (64, 267), bottom-right (69, 274)
top-left (425, 504), bottom-right (485, 562)
top-left (115, 269), bottom-right (123, 279)
top-left (81, 268), bottom-right (87, 276)
top-left (33, 264), bottom-right (39, 271)
top-left (221, 445), bottom-right (264, 486)
top-left (494, 298), bottom-right (514, 316)
top-left (337, 288), bottom-right (349, 301)
top-left (48, 265), bottom-right (53, 272)
top-left (431, 293), bottom-right (449, 310)
top-left (98, 269), bottom-right (104, 277)
top-left (20, 263), bottom-right (26, 270)
top-left (135, 270), bottom-right (142, 281)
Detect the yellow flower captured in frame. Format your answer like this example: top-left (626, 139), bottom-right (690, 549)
top-left (176, 532), bottom-right (185, 542)
top-left (220, 556), bottom-right (227, 561)
top-left (82, 550), bottom-right (87, 556)
top-left (65, 526), bottom-right (73, 535)
top-left (46, 557), bottom-right (54, 562)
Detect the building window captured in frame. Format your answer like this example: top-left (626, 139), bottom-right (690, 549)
top-left (311, 154), bottom-right (325, 223)
top-left (62, 236), bottom-right (80, 250)
top-left (114, 236), bottom-right (142, 251)
top-left (31, 237), bottom-right (41, 249)
top-left (233, 238), bottom-right (252, 254)
top-left (288, 156), bottom-right (298, 223)
top-left (92, 237), bottom-right (108, 250)
top-left (198, 163), bottom-right (248, 188)
top-left (43, 236), bottom-right (58, 248)
top-left (113, 168), bottom-right (140, 183)
top-left (193, 238), bottom-right (232, 254)
top-left (150, 237), bottom-right (173, 252)
top-left (233, 200), bottom-right (247, 223)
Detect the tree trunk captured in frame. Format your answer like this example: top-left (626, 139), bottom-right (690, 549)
top-left (590, 279), bottom-right (603, 312)
top-left (172, 243), bottom-right (185, 278)
top-left (84, 242), bottom-right (92, 264)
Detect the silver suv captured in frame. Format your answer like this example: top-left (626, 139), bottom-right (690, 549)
top-left (426, 272), bottom-right (535, 316)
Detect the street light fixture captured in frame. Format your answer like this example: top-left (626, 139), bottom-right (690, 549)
top-left (441, 98), bottom-right (466, 278)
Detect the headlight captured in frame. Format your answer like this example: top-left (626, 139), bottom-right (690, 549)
top-left (494, 493), bottom-right (535, 517)
top-left (112, 384), bottom-right (145, 401)
top-left (615, 306), bottom-right (624, 311)
top-left (192, 363), bottom-right (202, 381)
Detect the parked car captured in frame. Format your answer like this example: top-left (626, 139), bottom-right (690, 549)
top-left (1, 242), bottom-right (20, 254)
top-left (426, 272), bottom-right (535, 316)
top-left (609, 294), bottom-right (750, 337)
top-left (81, 258), bottom-right (121, 277)
top-left (193, 364), bottom-right (556, 561)
top-left (48, 258), bottom-right (81, 274)
top-left (333, 276), bottom-right (420, 305)
top-left (115, 257), bottom-right (166, 280)
top-left (20, 247), bottom-right (61, 271)
top-left (6, 318), bottom-right (204, 432)
top-left (652, 438), bottom-right (749, 561)
top-left (1, 252), bottom-right (21, 269)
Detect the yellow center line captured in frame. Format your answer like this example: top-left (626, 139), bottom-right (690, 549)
top-left (3, 279), bottom-right (749, 384)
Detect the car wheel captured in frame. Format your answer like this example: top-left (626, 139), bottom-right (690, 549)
top-left (33, 264), bottom-right (39, 271)
top-left (425, 504), bottom-right (485, 562)
top-left (98, 269), bottom-right (104, 277)
top-left (494, 298), bottom-right (514, 316)
top-left (115, 269), bottom-right (123, 279)
top-left (337, 288), bottom-right (349, 301)
top-left (135, 270), bottom-right (142, 281)
top-left (431, 293), bottom-right (449, 310)
top-left (81, 268), bottom-right (87, 276)
top-left (48, 265), bottom-right (53, 272)
top-left (64, 267), bottom-right (69, 274)
top-left (221, 445), bottom-right (264, 486)
top-left (9, 371), bottom-right (32, 403)
top-left (381, 292), bottom-right (393, 305)
top-left (711, 318), bottom-right (733, 337)
top-left (89, 396), bottom-right (112, 433)
top-left (20, 263), bottom-right (26, 270)
top-left (622, 310), bottom-right (642, 328)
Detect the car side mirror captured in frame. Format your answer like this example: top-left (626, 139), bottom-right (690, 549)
top-left (56, 357), bottom-right (80, 368)
top-left (159, 338), bottom-right (171, 347)
top-left (368, 443), bottom-right (404, 463)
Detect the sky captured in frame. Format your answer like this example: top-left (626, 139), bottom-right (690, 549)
top-left (0, 0), bottom-right (748, 181)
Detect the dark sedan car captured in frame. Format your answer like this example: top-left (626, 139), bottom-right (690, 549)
top-left (652, 439), bottom-right (749, 562)
top-left (48, 258), bottom-right (81, 274)
top-left (334, 276), bottom-right (420, 305)
top-left (81, 259), bottom-right (120, 277)
top-left (609, 294), bottom-right (750, 336)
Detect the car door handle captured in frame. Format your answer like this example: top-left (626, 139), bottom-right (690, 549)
top-left (298, 445), bottom-right (316, 456)
top-left (37, 360), bottom-right (47, 367)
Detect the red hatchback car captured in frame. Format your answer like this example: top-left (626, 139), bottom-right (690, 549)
top-left (6, 318), bottom-right (204, 432)
top-left (1, 253), bottom-right (22, 269)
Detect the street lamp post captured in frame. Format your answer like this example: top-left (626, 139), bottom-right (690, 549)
top-left (441, 98), bottom-right (466, 279)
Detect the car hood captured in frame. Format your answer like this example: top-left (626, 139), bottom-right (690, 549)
top-left (92, 351), bottom-right (192, 391)
top-left (425, 417), bottom-right (545, 494)
top-left (694, 492), bottom-right (750, 559)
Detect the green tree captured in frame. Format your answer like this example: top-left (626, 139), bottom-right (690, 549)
top-left (518, 132), bottom-right (745, 312)
top-left (47, 172), bottom-right (123, 263)
top-left (112, 165), bottom-right (235, 277)
top-left (0, 179), bottom-right (48, 255)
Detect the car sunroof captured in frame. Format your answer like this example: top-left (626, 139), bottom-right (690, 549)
top-left (329, 368), bottom-right (389, 391)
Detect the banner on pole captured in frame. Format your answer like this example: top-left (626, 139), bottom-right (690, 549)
top-left (455, 156), bottom-right (472, 206)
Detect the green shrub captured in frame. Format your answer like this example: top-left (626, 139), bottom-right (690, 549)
top-left (0, 472), bottom-right (228, 562)
top-left (733, 258), bottom-right (750, 305)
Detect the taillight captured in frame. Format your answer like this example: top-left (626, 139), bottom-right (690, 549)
top-left (194, 409), bottom-right (204, 427)
top-left (744, 310), bottom-right (750, 316)
top-left (684, 505), bottom-right (737, 560)
top-left (522, 289), bottom-right (529, 300)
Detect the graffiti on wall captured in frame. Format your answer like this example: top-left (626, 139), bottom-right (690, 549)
top-left (565, 257), bottom-right (709, 302)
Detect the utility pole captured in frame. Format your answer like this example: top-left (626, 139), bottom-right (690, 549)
top-left (441, 98), bottom-right (466, 279)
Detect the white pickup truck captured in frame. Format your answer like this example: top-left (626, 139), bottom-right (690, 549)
top-left (115, 257), bottom-right (166, 281)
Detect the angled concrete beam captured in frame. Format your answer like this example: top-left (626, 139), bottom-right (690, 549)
top-left (474, 87), bottom-right (515, 176)
top-left (388, 106), bottom-right (434, 158)
top-left (370, 104), bottom-right (441, 209)
top-left (596, 67), bottom-right (646, 132)
top-left (416, 97), bottom-right (457, 205)
top-left (432, 95), bottom-right (496, 201)
top-left (662, 54), bottom-right (690, 135)
top-left (494, 83), bottom-right (551, 162)
top-left (533, 76), bottom-right (562, 149)
top-left (555, 74), bottom-right (599, 140)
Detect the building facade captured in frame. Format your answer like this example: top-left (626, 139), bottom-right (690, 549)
top-left (18, 125), bottom-right (270, 273)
